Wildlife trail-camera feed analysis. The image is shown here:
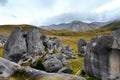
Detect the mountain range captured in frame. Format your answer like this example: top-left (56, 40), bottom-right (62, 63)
top-left (41, 20), bottom-right (108, 31)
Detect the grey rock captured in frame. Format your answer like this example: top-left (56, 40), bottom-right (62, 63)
top-left (61, 45), bottom-right (77, 59)
top-left (46, 37), bottom-right (62, 54)
top-left (46, 39), bottom-right (55, 53)
top-left (44, 53), bottom-right (69, 65)
top-left (4, 27), bottom-right (27, 63)
top-left (82, 31), bottom-right (120, 80)
top-left (0, 57), bottom-right (85, 80)
top-left (27, 27), bottom-right (45, 56)
top-left (0, 35), bottom-right (8, 47)
top-left (111, 29), bottom-right (120, 49)
top-left (78, 39), bottom-right (87, 56)
top-left (24, 67), bottom-right (86, 80)
top-left (57, 66), bottom-right (73, 73)
top-left (40, 34), bottom-right (49, 47)
top-left (43, 55), bottom-right (63, 72)
top-left (53, 53), bottom-right (69, 64)
top-left (0, 57), bottom-right (20, 77)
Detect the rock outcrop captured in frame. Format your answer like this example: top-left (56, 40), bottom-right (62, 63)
top-left (0, 57), bottom-right (20, 77)
top-left (27, 27), bottom-right (45, 56)
top-left (0, 57), bottom-right (85, 80)
top-left (4, 27), bottom-right (27, 63)
top-left (0, 35), bottom-right (8, 47)
top-left (78, 29), bottom-right (120, 80)
top-left (3, 27), bottom-right (77, 74)
top-left (78, 39), bottom-right (87, 56)
top-left (43, 55), bottom-right (63, 72)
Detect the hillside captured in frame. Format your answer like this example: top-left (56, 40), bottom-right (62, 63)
top-left (101, 20), bottom-right (120, 30)
top-left (0, 24), bottom-right (51, 35)
top-left (41, 20), bottom-right (106, 31)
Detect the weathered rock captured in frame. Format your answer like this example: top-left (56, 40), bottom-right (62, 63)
top-left (62, 45), bottom-right (77, 59)
top-left (46, 37), bottom-right (62, 54)
top-left (46, 39), bottom-right (55, 53)
top-left (40, 34), bottom-right (49, 47)
top-left (0, 57), bottom-right (20, 77)
top-left (78, 39), bottom-right (87, 56)
top-left (111, 29), bottom-right (120, 49)
top-left (25, 67), bottom-right (86, 80)
top-left (53, 53), bottom-right (69, 64)
top-left (82, 29), bottom-right (120, 80)
top-left (27, 27), bottom-right (45, 56)
top-left (0, 35), bottom-right (8, 47)
top-left (4, 27), bottom-right (27, 63)
top-left (43, 55), bottom-right (63, 72)
top-left (0, 57), bottom-right (85, 80)
top-left (57, 66), bottom-right (73, 73)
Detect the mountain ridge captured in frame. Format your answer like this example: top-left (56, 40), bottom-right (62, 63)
top-left (41, 20), bottom-right (108, 31)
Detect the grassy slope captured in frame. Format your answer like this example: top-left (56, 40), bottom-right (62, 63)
top-left (0, 23), bottom-right (119, 80)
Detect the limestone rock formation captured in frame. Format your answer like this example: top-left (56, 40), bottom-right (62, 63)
top-left (27, 27), bottom-right (45, 56)
top-left (43, 55), bottom-right (63, 72)
top-left (79, 29), bottom-right (120, 80)
top-left (0, 57), bottom-right (86, 80)
top-left (0, 57), bottom-right (20, 77)
top-left (4, 27), bottom-right (27, 63)
top-left (25, 67), bottom-right (86, 80)
top-left (0, 35), bottom-right (8, 47)
top-left (61, 45), bottom-right (77, 59)
top-left (57, 66), bottom-right (73, 73)
top-left (78, 39), bottom-right (87, 56)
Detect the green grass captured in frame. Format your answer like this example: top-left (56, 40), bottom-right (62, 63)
top-left (0, 47), bottom-right (3, 57)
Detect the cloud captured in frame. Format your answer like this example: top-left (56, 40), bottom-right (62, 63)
top-left (0, 0), bottom-right (120, 26)
top-left (0, 0), bottom-right (8, 6)
top-left (92, 0), bottom-right (120, 13)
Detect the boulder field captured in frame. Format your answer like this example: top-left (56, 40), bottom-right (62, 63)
top-left (0, 27), bottom-right (85, 80)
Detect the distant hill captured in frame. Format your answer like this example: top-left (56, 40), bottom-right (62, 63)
top-left (0, 24), bottom-right (51, 35)
top-left (41, 20), bottom-right (107, 31)
top-left (101, 20), bottom-right (120, 30)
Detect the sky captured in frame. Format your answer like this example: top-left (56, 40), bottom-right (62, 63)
top-left (0, 0), bottom-right (120, 26)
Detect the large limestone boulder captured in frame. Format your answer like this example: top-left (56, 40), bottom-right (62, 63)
top-left (43, 55), bottom-right (63, 72)
top-left (82, 29), bottom-right (120, 80)
top-left (0, 57), bottom-right (20, 77)
top-left (25, 67), bottom-right (86, 80)
top-left (4, 27), bottom-right (27, 63)
top-left (27, 27), bottom-right (45, 56)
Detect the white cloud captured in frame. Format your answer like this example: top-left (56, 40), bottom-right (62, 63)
top-left (0, 0), bottom-right (120, 25)
top-left (92, 0), bottom-right (120, 13)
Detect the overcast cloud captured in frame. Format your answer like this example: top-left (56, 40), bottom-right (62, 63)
top-left (0, 0), bottom-right (120, 26)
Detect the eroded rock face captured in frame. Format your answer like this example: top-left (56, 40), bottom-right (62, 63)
top-left (81, 29), bottom-right (120, 80)
top-left (78, 39), bottom-right (87, 56)
top-left (4, 27), bottom-right (27, 63)
top-left (46, 37), bottom-right (62, 54)
top-left (61, 45), bottom-right (77, 59)
top-left (3, 27), bottom-right (77, 75)
top-left (0, 57), bottom-right (85, 80)
top-left (25, 67), bottom-right (86, 80)
top-left (0, 35), bottom-right (8, 47)
top-left (27, 27), bottom-right (45, 56)
top-left (0, 57), bottom-right (20, 77)
top-left (43, 55), bottom-right (63, 72)
top-left (57, 66), bottom-right (73, 73)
